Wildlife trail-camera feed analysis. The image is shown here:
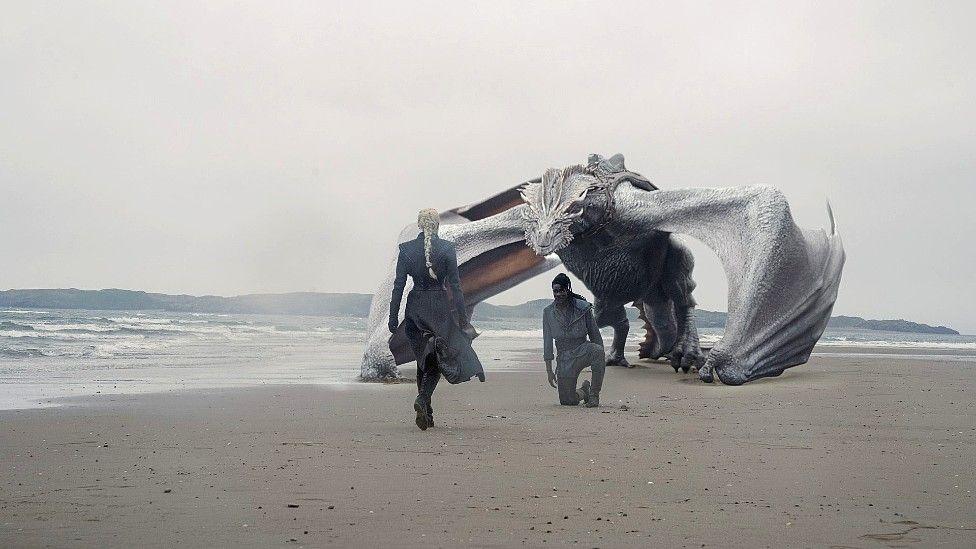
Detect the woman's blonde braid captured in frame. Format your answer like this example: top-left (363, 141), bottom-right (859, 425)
top-left (417, 208), bottom-right (440, 279)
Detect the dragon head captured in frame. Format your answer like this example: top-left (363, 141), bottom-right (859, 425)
top-left (519, 165), bottom-right (592, 256)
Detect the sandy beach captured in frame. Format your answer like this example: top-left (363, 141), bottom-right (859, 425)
top-left (2, 353), bottom-right (975, 548)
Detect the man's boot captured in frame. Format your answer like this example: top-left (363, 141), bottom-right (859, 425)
top-left (576, 380), bottom-right (591, 406)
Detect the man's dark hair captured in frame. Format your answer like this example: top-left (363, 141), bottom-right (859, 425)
top-left (551, 273), bottom-right (586, 301)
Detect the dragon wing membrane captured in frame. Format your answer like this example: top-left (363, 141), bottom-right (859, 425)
top-left (361, 190), bottom-right (560, 380)
top-left (616, 184), bottom-right (845, 385)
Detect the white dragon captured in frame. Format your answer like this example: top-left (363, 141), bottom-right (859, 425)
top-left (362, 154), bottom-right (844, 385)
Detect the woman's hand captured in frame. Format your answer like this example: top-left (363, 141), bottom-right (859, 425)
top-left (546, 361), bottom-right (557, 389)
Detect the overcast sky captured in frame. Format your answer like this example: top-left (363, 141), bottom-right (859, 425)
top-left (2, 1), bottom-right (974, 332)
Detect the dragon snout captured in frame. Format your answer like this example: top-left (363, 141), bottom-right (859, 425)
top-left (524, 221), bottom-right (571, 256)
top-left (530, 235), bottom-right (567, 256)
top-left (529, 233), bottom-right (555, 255)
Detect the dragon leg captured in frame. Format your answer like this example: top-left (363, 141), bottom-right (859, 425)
top-left (637, 295), bottom-right (676, 360)
top-left (594, 299), bottom-right (631, 367)
top-left (661, 237), bottom-right (705, 373)
top-left (635, 301), bottom-right (658, 359)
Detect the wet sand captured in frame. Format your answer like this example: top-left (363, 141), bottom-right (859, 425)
top-left (1, 354), bottom-right (975, 548)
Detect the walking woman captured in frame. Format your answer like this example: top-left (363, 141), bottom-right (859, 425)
top-left (389, 208), bottom-right (484, 430)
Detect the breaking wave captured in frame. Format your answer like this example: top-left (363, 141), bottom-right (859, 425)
top-left (1, 348), bottom-right (50, 358)
top-left (0, 309), bottom-right (362, 359)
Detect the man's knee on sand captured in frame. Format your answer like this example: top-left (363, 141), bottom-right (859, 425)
top-left (557, 377), bottom-right (581, 405)
top-left (559, 392), bottom-right (581, 405)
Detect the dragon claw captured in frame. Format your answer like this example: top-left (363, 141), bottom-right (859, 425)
top-left (667, 329), bottom-right (705, 375)
top-left (697, 363), bottom-right (714, 383)
top-left (696, 349), bottom-right (749, 385)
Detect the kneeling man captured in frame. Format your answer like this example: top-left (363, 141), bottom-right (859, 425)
top-left (543, 273), bottom-right (606, 407)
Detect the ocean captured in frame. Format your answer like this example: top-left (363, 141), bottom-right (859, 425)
top-left (1, 308), bottom-right (974, 410)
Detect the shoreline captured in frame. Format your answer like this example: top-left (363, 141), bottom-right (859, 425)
top-left (2, 355), bottom-right (975, 547)
top-left (2, 343), bottom-right (975, 412)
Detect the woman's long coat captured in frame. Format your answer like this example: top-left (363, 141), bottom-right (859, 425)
top-left (390, 233), bottom-right (485, 384)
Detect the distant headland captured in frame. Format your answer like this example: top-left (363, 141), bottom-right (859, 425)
top-left (0, 288), bottom-right (960, 336)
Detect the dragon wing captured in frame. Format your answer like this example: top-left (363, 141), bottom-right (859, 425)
top-left (361, 184), bottom-right (560, 380)
top-left (616, 184), bottom-right (845, 384)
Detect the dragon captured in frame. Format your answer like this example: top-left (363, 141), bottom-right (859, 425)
top-left (361, 154), bottom-right (845, 385)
